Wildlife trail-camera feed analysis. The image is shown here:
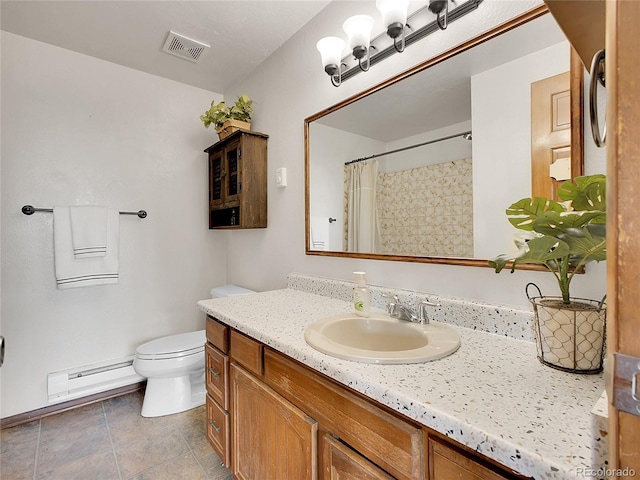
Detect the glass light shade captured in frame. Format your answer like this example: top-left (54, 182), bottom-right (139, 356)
top-left (316, 36), bottom-right (345, 68)
top-left (376, 0), bottom-right (410, 28)
top-left (342, 15), bottom-right (375, 50)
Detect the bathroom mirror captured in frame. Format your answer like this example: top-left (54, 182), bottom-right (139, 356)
top-left (305, 7), bottom-right (584, 268)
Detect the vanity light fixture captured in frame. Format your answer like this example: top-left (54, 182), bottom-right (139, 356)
top-left (316, 36), bottom-right (346, 87)
top-left (343, 15), bottom-right (375, 72)
top-left (316, 0), bottom-right (482, 87)
top-left (376, 0), bottom-right (410, 53)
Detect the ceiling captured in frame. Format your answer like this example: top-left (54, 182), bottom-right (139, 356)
top-left (1, 0), bottom-right (331, 93)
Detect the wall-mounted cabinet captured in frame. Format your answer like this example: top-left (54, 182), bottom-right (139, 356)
top-left (205, 130), bottom-right (268, 229)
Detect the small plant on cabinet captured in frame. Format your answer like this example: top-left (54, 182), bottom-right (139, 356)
top-left (200, 94), bottom-right (253, 133)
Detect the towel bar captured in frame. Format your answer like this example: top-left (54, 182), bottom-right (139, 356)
top-left (21, 205), bottom-right (147, 218)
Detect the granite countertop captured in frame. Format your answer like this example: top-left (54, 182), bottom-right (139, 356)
top-left (197, 288), bottom-right (604, 480)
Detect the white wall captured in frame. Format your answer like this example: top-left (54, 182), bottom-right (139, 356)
top-left (379, 121), bottom-right (473, 173)
top-left (472, 41), bottom-right (569, 258)
top-left (223, 0), bottom-right (607, 308)
top-left (0, 32), bottom-right (227, 417)
top-left (309, 123), bottom-right (384, 250)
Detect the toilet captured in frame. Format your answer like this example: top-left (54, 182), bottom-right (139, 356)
top-left (133, 284), bottom-right (255, 417)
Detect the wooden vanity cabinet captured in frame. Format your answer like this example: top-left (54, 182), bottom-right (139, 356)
top-left (263, 348), bottom-right (423, 480)
top-left (231, 363), bottom-right (318, 479)
top-left (204, 319), bottom-right (525, 480)
top-left (229, 329), bottom-right (318, 480)
top-left (205, 129), bottom-right (268, 229)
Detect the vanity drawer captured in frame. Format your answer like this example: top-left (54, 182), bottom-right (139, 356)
top-left (323, 434), bottom-right (394, 479)
top-left (428, 437), bottom-right (511, 480)
top-left (206, 393), bottom-right (230, 467)
top-left (264, 349), bottom-right (423, 480)
top-left (206, 315), bottom-right (229, 353)
top-left (205, 343), bottom-right (229, 410)
top-left (230, 329), bottom-right (263, 376)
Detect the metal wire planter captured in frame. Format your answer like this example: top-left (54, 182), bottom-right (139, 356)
top-left (526, 283), bottom-right (606, 374)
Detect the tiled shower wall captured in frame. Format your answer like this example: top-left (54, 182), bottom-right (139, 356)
top-left (377, 158), bottom-right (474, 257)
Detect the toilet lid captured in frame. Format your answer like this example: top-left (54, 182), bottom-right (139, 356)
top-left (136, 330), bottom-right (205, 359)
top-left (210, 284), bottom-right (255, 298)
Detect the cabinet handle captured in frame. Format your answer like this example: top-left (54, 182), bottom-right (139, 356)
top-left (589, 49), bottom-right (606, 148)
top-left (208, 367), bottom-right (221, 378)
top-left (209, 419), bottom-right (221, 432)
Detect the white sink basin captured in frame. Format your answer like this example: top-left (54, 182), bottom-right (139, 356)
top-left (304, 312), bottom-right (460, 364)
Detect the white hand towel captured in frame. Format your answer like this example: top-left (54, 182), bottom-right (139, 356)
top-left (69, 205), bottom-right (107, 258)
top-left (54, 207), bottom-right (119, 289)
top-left (310, 216), bottom-right (330, 251)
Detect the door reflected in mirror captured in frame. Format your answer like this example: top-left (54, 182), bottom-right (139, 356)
top-left (305, 7), bottom-right (583, 267)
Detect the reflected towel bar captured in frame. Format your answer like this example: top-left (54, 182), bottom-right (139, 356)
top-left (21, 205), bottom-right (147, 219)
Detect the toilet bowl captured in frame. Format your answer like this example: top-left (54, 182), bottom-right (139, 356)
top-left (134, 330), bottom-right (206, 417)
top-left (133, 284), bottom-right (255, 417)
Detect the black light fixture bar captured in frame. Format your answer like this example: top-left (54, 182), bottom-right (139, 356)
top-left (340, 0), bottom-right (483, 83)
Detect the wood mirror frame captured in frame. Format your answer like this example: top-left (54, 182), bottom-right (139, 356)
top-left (304, 5), bottom-right (584, 269)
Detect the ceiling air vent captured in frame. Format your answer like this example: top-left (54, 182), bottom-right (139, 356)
top-left (162, 31), bottom-right (209, 63)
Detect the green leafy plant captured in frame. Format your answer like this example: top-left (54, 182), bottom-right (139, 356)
top-left (489, 174), bottom-right (606, 304)
top-left (200, 94), bottom-right (253, 131)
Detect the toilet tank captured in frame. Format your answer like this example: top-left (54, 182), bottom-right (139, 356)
top-left (210, 284), bottom-right (256, 298)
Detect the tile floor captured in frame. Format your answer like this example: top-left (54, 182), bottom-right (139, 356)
top-left (1, 391), bottom-right (234, 480)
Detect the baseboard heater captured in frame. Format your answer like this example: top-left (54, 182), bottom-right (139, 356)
top-left (47, 356), bottom-right (145, 404)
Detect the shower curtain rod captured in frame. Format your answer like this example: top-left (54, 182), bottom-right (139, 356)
top-left (344, 130), bottom-right (472, 166)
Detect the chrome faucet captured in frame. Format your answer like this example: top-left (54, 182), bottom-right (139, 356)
top-left (382, 294), bottom-right (440, 325)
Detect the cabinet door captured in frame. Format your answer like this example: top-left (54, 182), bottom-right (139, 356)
top-left (224, 140), bottom-right (241, 205)
top-left (209, 150), bottom-right (224, 207)
top-left (231, 364), bottom-right (318, 480)
top-left (429, 438), bottom-right (510, 480)
top-left (323, 434), bottom-right (394, 480)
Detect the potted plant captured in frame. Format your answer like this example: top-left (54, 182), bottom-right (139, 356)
top-left (200, 94), bottom-right (253, 140)
top-left (489, 174), bottom-right (607, 373)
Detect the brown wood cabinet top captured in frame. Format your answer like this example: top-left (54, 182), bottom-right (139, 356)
top-left (204, 129), bottom-right (269, 153)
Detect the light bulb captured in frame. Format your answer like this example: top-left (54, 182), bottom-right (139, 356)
top-left (376, 0), bottom-right (410, 38)
top-left (316, 36), bottom-right (345, 72)
top-left (343, 14), bottom-right (374, 57)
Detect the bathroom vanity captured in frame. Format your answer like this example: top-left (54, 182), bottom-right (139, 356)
top-left (198, 274), bottom-right (606, 479)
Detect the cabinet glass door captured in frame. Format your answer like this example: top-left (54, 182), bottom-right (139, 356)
top-left (210, 152), bottom-right (224, 206)
top-left (226, 144), bottom-right (240, 202)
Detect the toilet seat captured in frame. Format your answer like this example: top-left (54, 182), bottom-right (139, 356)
top-left (136, 330), bottom-right (205, 361)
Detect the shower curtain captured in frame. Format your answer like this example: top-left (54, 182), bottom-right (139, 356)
top-left (345, 160), bottom-right (381, 253)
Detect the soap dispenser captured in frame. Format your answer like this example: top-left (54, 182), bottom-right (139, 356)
top-left (353, 271), bottom-right (371, 317)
